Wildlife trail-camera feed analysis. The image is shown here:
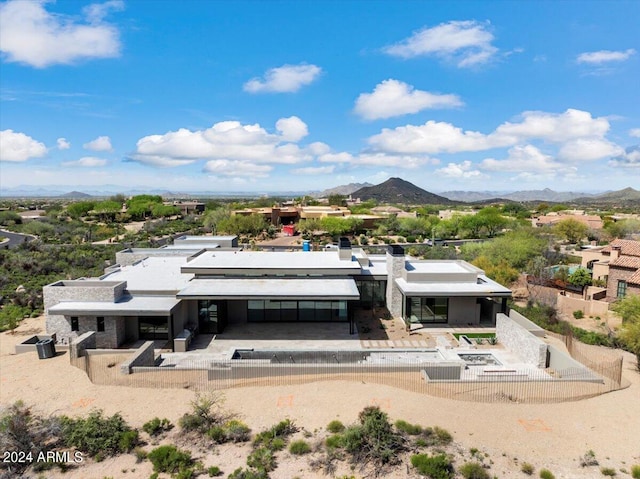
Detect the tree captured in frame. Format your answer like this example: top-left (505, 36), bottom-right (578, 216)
top-left (66, 201), bottom-right (96, 219)
top-left (476, 207), bottom-right (508, 237)
top-left (568, 268), bottom-right (592, 290)
top-left (327, 194), bottom-right (346, 207)
top-left (554, 218), bottom-right (588, 243)
top-left (203, 207), bottom-right (231, 234)
top-left (612, 295), bottom-right (640, 371)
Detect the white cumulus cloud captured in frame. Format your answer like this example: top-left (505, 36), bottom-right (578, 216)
top-left (494, 109), bottom-right (610, 143)
top-left (243, 64), bottom-right (322, 93)
top-left (0, 129), bottom-right (47, 162)
top-left (480, 145), bottom-right (563, 173)
top-left (57, 138), bottom-right (71, 150)
top-left (557, 138), bottom-right (623, 162)
top-left (353, 79), bottom-right (463, 120)
top-left (275, 116), bottom-right (308, 142)
top-left (61, 156), bottom-right (107, 167)
top-left (83, 136), bottom-right (113, 151)
top-left (131, 118), bottom-right (313, 169)
top-left (292, 165), bottom-right (335, 175)
top-left (203, 159), bottom-right (272, 177)
top-left (436, 161), bottom-right (484, 179)
top-left (0, 0), bottom-right (123, 68)
top-left (629, 128), bottom-right (640, 138)
top-left (609, 146), bottom-right (640, 168)
top-left (383, 20), bottom-right (498, 67)
top-left (576, 49), bottom-right (636, 64)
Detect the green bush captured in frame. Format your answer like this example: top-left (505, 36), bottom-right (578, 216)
top-left (459, 462), bottom-right (490, 479)
top-left (147, 445), bottom-right (193, 474)
top-left (60, 410), bottom-right (136, 457)
top-left (207, 425), bottom-right (227, 443)
top-left (228, 468), bottom-right (269, 479)
top-left (246, 447), bottom-right (276, 472)
top-left (394, 419), bottom-right (423, 435)
top-left (253, 419), bottom-right (297, 450)
top-left (410, 453), bottom-right (455, 479)
top-left (207, 465), bottom-right (222, 477)
top-left (178, 393), bottom-right (232, 434)
top-left (289, 439), bottom-right (311, 455)
top-left (539, 469), bottom-right (556, 479)
top-left (224, 419), bottom-right (251, 443)
top-left (325, 434), bottom-right (343, 449)
top-left (326, 419), bottom-right (345, 433)
top-left (521, 462), bottom-right (535, 475)
top-left (601, 467), bottom-right (617, 476)
top-left (143, 417), bottom-right (173, 436)
top-left (573, 310), bottom-right (585, 319)
top-left (632, 465), bottom-right (640, 479)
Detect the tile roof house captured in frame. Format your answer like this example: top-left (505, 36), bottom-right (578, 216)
top-left (602, 239), bottom-right (640, 300)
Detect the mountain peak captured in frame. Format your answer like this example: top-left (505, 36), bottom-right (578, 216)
top-left (352, 178), bottom-right (454, 204)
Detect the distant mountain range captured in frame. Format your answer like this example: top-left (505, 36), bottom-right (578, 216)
top-left (314, 182), bottom-right (373, 197)
top-left (440, 188), bottom-right (596, 202)
top-left (352, 177), bottom-right (454, 205)
top-left (575, 187), bottom-right (640, 204)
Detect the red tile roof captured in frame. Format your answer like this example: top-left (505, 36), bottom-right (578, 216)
top-left (610, 256), bottom-right (640, 269)
top-left (602, 239), bottom-right (640, 257)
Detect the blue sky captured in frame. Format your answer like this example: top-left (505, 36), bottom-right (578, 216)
top-left (1, 0), bottom-right (639, 194)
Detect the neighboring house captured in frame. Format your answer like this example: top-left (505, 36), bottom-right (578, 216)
top-left (43, 236), bottom-right (511, 349)
top-left (166, 201), bottom-right (205, 215)
top-left (602, 239), bottom-right (640, 300)
top-left (532, 212), bottom-right (603, 230)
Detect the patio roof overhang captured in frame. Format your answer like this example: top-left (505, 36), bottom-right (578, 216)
top-left (395, 275), bottom-right (512, 297)
top-left (48, 296), bottom-right (180, 316)
top-left (177, 278), bottom-right (360, 300)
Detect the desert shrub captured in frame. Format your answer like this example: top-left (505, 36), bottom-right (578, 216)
top-left (228, 468), bottom-right (269, 479)
top-left (521, 462), bottom-right (535, 475)
top-left (632, 465), bottom-right (640, 479)
top-left (419, 426), bottom-right (453, 446)
top-left (179, 393), bottom-right (233, 434)
top-left (143, 417), bottom-right (173, 437)
top-left (410, 453), bottom-right (455, 479)
top-left (459, 461), bottom-right (490, 479)
top-left (119, 430), bottom-right (139, 452)
top-left (394, 419), bottom-right (422, 435)
top-left (134, 447), bottom-right (147, 463)
top-left (147, 445), bottom-right (193, 475)
top-left (326, 420), bottom-right (345, 433)
top-left (224, 419), bottom-right (251, 443)
top-left (0, 401), bottom-right (62, 475)
top-left (246, 447), bottom-right (276, 472)
top-left (207, 465), bottom-right (222, 476)
top-left (60, 410), bottom-right (136, 457)
top-left (253, 419), bottom-right (297, 450)
top-left (573, 310), bottom-right (584, 319)
top-left (601, 467), bottom-right (617, 476)
top-left (207, 426), bottom-right (227, 443)
top-left (539, 469), bottom-right (556, 479)
top-left (325, 434), bottom-right (343, 449)
top-left (580, 450), bottom-right (599, 467)
top-left (289, 439), bottom-right (311, 455)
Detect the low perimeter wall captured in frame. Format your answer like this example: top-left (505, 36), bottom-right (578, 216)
top-left (556, 294), bottom-right (610, 318)
top-left (120, 341), bottom-right (155, 374)
top-left (497, 313), bottom-right (547, 368)
top-left (70, 331), bottom-right (96, 361)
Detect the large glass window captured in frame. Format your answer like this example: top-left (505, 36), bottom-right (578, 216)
top-left (139, 316), bottom-right (169, 340)
top-left (97, 316), bottom-right (105, 332)
top-left (246, 300), bottom-right (348, 322)
top-left (617, 280), bottom-right (627, 298)
top-left (198, 300), bottom-right (227, 333)
top-left (71, 316), bottom-right (79, 331)
top-left (356, 279), bottom-right (387, 308)
top-left (405, 297), bottom-right (448, 324)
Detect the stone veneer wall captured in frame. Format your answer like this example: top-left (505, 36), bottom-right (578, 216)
top-left (606, 266), bottom-right (635, 300)
top-left (120, 341), bottom-right (155, 375)
top-left (70, 331), bottom-right (96, 362)
top-left (43, 280), bottom-right (126, 343)
top-left (496, 313), bottom-right (548, 368)
top-left (385, 247), bottom-right (405, 318)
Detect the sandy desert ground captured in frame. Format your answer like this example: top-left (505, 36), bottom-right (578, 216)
top-left (1, 316), bottom-right (639, 478)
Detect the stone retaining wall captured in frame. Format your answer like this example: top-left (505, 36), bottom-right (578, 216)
top-left (120, 341), bottom-right (155, 375)
top-left (496, 313), bottom-right (547, 368)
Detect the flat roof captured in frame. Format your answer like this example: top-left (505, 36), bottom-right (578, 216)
top-left (182, 250), bottom-right (361, 275)
top-left (405, 260), bottom-right (477, 274)
top-left (395, 275), bottom-right (511, 297)
top-left (178, 278), bottom-right (360, 300)
top-left (49, 296), bottom-right (180, 316)
top-left (103, 257), bottom-right (193, 293)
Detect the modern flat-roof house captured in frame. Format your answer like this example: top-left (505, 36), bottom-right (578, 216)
top-left (43, 236), bottom-right (511, 349)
